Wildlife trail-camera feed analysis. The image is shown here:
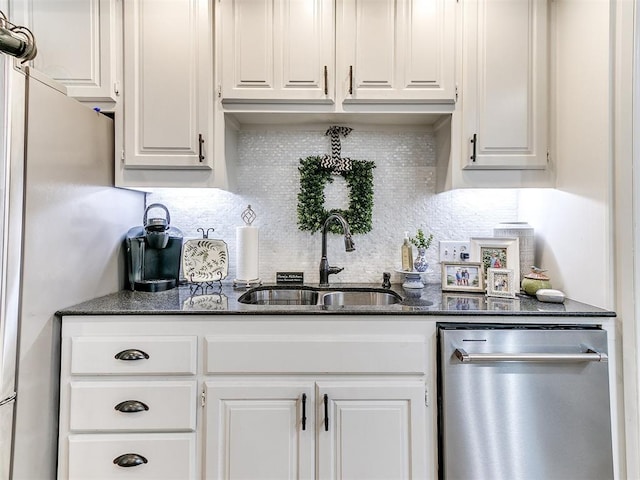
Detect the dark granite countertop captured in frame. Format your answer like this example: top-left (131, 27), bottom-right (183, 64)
top-left (57, 283), bottom-right (615, 317)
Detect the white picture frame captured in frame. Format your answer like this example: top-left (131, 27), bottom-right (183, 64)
top-left (470, 237), bottom-right (520, 284)
top-left (486, 268), bottom-right (517, 298)
top-left (441, 262), bottom-right (485, 293)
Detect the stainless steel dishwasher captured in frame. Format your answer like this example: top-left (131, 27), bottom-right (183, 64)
top-left (438, 324), bottom-right (613, 480)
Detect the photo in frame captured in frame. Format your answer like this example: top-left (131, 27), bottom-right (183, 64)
top-left (486, 268), bottom-right (517, 298)
top-left (441, 262), bottom-right (484, 293)
top-left (470, 237), bottom-right (520, 283)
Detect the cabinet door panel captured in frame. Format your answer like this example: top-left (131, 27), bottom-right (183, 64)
top-left (462, 0), bottom-right (548, 169)
top-left (124, 0), bottom-right (212, 168)
top-left (226, 0), bottom-right (273, 90)
top-left (221, 0), bottom-right (334, 101)
top-left (353, 0), bottom-right (395, 89)
top-left (13, 0), bottom-right (117, 102)
top-left (339, 0), bottom-right (455, 102)
top-left (204, 382), bottom-right (315, 480)
top-left (317, 381), bottom-right (428, 480)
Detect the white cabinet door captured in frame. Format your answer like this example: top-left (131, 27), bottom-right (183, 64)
top-left (204, 381), bottom-right (315, 480)
top-left (338, 0), bottom-right (455, 103)
top-left (461, 0), bottom-right (548, 169)
top-left (317, 381), bottom-right (428, 480)
top-left (10, 0), bottom-right (118, 102)
top-left (220, 0), bottom-right (334, 102)
top-left (123, 0), bottom-right (213, 168)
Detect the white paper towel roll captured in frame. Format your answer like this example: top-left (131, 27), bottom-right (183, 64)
top-left (236, 226), bottom-right (259, 281)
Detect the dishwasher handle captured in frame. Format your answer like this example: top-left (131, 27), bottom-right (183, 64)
top-left (454, 347), bottom-right (607, 363)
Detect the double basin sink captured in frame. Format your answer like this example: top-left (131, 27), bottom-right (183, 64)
top-left (238, 285), bottom-right (402, 307)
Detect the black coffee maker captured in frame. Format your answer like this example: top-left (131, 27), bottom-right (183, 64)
top-left (125, 203), bottom-right (183, 292)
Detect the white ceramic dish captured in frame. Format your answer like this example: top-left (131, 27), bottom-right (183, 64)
top-left (535, 288), bottom-right (566, 303)
top-left (182, 238), bottom-right (228, 283)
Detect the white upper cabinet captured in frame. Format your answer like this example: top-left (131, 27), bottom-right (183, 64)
top-left (122, 0), bottom-right (213, 169)
top-left (338, 0), bottom-right (455, 103)
top-left (218, 0), bottom-right (455, 106)
top-left (9, 0), bottom-right (118, 103)
top-left (460, 0), bottom-right (548, 169)
top-left (220, 0), bottom-right (335, 103)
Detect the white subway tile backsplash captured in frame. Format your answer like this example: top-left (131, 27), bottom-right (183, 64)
top-left (148, 129), bottom-right (518, 284)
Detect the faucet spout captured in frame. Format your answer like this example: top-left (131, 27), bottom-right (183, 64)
top-left (319, 213), bottom-right (355, 287)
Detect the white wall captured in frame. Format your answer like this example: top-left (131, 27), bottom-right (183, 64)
top-left (149, 128), bottom-right (520, 285)
top-left (519, 0), bottom-right (612, 309)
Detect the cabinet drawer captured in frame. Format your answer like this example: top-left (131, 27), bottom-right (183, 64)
top-left (69, 381), bottom-right (196, 432)
top-left (70, 336), bottom-right (197, 375)
top-left (205, 334), bottom-right (427, 374)
top-left (67, 433), bottom-right (196, 479)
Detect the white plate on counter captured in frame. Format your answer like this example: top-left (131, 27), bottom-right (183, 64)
top-left (182, 238), bottom-right (228, 283)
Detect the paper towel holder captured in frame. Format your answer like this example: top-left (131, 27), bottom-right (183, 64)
top-left (233, 205), bottom-right (263, 289)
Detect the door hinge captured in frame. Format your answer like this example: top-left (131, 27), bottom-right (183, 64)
top-left (547, 150), bottom-right (550, 163)
top-left (114, 81), bottom-right (120, 96)
top-left (455, 84), bottom-right (459, 102)
top-left (201, 390), bottom-right (206, 407)
top-left (217, 84), bottom-right (222, 98)
top-left (425, 389), bottom-right (429, 407)
top-left (121, 150), bottom-right (125, 162)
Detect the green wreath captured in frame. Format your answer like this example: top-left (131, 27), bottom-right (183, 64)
top-left (297, 156), bottom-right (376, 234)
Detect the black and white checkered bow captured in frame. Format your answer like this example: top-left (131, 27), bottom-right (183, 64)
top-left (320, 125), bottom-right (353, 173)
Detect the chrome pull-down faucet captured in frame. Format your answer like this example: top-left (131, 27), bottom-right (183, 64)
top-left (319, 213), bottom-right (355, 287)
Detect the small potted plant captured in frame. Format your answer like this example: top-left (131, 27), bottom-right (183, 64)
top-left (410, 229), bottom-right (434, 272)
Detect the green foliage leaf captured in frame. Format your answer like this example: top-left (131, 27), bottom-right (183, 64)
top-left (297, 156), bottom-right (376, 234)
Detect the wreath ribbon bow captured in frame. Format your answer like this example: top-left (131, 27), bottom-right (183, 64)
top-left (320, 125), bottom-right (353, 173)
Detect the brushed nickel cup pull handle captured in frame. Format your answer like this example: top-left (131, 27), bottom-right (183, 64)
top-left (114, 349), bottom-right (149, 361)
top-left (113, 453), bottom-right (148, 468)
top-left (114, 400), bottom-right (150, 413)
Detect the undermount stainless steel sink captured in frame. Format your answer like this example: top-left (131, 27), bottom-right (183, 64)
top-left (238, 288), bottom-right (319, 306)
top-left (319, 290), bottom-right (402, 306)
top-left (237, 286), bottom-right (402, 306)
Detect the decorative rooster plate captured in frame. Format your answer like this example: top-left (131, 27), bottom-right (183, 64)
top-left (182, 239), bottom-right (228, 283)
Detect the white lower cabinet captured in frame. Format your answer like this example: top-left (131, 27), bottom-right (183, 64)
top-left (204, 382), bottom-right (315, 479)
top-left (204, 380), bottom-right (427, 480)
top-left (57, 330), bottom-right (199, 479)
top-left (59, 316), bottom-right (436, 479)
top-left (317, 381), bottom-right (427, 480)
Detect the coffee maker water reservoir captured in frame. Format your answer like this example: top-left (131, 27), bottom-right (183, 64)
top-left (125, 203), bottom-right (183, 292)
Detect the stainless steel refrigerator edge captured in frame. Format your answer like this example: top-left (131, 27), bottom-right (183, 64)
top-left (0, 59), bottom-right (144, 479)
top-left (438, 325), bottom-right (614, 480)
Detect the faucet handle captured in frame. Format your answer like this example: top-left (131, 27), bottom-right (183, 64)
top-left (328, 266), bottom-right (344, 275)
top-left (382, 272), bottom-right (391, 289)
